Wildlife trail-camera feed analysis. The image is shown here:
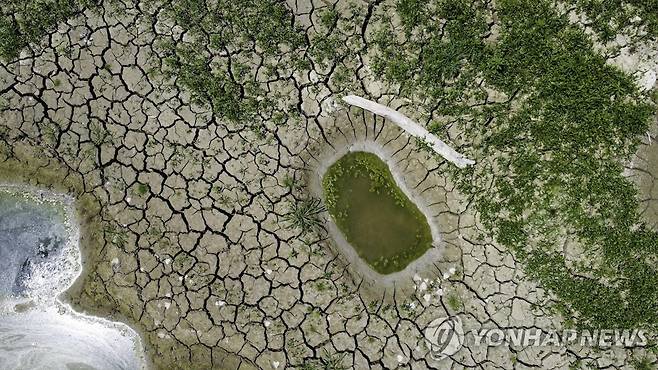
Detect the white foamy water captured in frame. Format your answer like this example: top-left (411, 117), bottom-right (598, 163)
top-left (0, 185), bottom-right (145, 370)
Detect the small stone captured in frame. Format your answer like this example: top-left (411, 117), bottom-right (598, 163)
top-left (423, 294), bottom-right (431, 302)
top-left (309, 70), bottom-right (319, 83)
top-left (640, 70), bottom-right (657, 91)
top-left (272, 361), bottom-right (280, 369)
top-left (264, 320), bottom-right (271, 327)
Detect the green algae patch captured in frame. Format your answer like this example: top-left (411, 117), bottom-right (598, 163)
top-left (322, 151), bottom-right (433, 274)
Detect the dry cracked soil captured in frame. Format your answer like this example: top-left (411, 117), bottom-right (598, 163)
top-left (0, 0), bottom-right (657, 369)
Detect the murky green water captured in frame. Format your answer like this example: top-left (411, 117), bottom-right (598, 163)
top-left (322, 151), bottom-right (433, 274)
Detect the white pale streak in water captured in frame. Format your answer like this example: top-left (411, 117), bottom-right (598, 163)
top-left (0, 186), bottom-right (145, 370)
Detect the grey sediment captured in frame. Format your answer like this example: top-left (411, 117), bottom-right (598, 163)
top-left (0, 157), bottom-right (152, 369)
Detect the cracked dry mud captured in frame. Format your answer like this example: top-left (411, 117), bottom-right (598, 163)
top-left (0, 1), bottom-right (655, 369)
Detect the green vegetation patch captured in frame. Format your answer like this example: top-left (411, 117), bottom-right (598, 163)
top-left (566, 0), bottom-right (658, 42)
top-left (158, 0), bottom-right (308, 124)
top-left (322, 151), bottom-right (433, 274)
top-left (372, 0), bottom-right (658, 329)
top-left (0, 0), bottom-right (94, 61)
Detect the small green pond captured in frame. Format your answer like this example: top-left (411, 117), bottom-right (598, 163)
top-left (322, 151), bottom-right (433, 274)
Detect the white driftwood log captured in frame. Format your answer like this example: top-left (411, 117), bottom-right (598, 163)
top-left (342, 95), bottom-right (475, 168)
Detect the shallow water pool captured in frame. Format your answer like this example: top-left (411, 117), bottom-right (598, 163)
top-left (322, 151), bottom-right (433, 274)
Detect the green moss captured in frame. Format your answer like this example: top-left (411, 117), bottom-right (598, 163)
top-left (446, 293), bottom-right (462, 311)
top-left (315, 281), bottom-right (328, 292)
top-left (322, 151), bottom-right (433, 274)
top-left (136, 183), bottom-right (148, 195)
